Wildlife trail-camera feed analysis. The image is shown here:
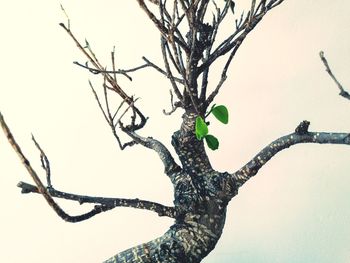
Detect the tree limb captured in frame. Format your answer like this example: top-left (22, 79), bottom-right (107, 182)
top-left (120, 127), bottom-right (182, 178)
top-left (17, 181), bottom-right (176, 218)
top-left (0, 112), bottom-right (117, 222)
top-left (0, 112), bottom-right (176, 221)
top-left (226, 120), bottom-right (350, 192)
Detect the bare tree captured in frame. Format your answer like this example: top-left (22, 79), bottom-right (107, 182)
top-left (1, 1), bottom-right (349, 262)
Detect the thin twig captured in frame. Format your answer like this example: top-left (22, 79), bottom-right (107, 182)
top-left (112, 99), bottom-right (126, 122)
top-left (163, 90), bottom-right (181, 115)
top-left (115, 98), bottom-right (139, 128)
top-left (161, 37), bottom-right (184, 101)
top-left (31, 135), bottom-right (52, 187)
top-left (206, 39), bottom-right (241, 105)
top-left (136, 0), bottom-right (190, 54)
top-left (111, 46), bottom-right (117, 81)
top-left (74, 61), bottom-right (149, 81)
top-left (103, 76), bottom-right (113, 122)
top-left (319, 51), bottom-right (350, 100)
top-left (88, 80), bottom-right (110, 124)
top-left (142, 57), bottom-right (185, 84)
top-left (60, 23), bottom-right (146, 128)
top-left (198, 1), bottom-right (282, 75)
top-left (60, 4), bottom-right (70, 30)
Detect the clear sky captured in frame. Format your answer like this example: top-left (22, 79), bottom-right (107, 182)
top-left (0, 1), bottom-right (349, 262)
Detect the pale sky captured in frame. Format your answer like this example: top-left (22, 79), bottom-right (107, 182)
top-left (0, 1), bottom-right (349, 262)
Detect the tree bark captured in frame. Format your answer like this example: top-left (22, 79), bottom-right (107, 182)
top-left (104, 110), bottom-right (233, 262)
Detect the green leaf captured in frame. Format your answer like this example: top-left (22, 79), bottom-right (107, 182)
top-left (195, 116), bottom-right (208, 140)
top-left (205, 134), bottom-right (219, 150)
top-left (211, 105), bottom-right (229, 124)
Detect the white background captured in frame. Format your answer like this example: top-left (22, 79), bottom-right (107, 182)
top-left (0, 1), bottom-right (349, 262)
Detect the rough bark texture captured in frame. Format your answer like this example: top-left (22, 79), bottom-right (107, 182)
top-left (105, 111), bottom-right (234, 263)
top-left (103, 115), bottom-right (350, 262)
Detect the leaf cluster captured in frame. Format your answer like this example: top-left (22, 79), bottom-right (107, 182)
top-left (195, 105), bottom-right (229, 150)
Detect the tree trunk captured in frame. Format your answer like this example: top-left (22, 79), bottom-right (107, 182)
top-left (104, 111), bottom-right (236, 262)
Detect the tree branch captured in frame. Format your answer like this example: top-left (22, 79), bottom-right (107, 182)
top-left (205, 43), bottom-right (240, 106)
top-left (319, 51), bottom-right (350, 100)
top-left (88, 79), bottom-right (140, 150)
top-left (0, 112), bottom-right (176, 220)
top-left (136, 0), bottom-right (190, 54)
top-left (0, 112), bottom-right (119, 222)
top-left (142, 56), bottom-right (185, 84)
top-left (73, 57), bottom-right (185, 84)
top-left (226, 120), bottom-right (350, 193)
top-left (120, 127), bottom-right (182, 178)
top-left (17, 181), bottom-right (176, 218)
top-left (161, 36), bottom-right (185, 102)
top-left (60, 23), bottom-right (147, 132)
top-left (73, 61), bottom-right (149, 81)
top-left (31, 134), bottom-right (52, 187)
top-left (198, 0), bottom-right (285, 75)
top-left (163, 90), bottom-right (182, 115)
top-left (199, 1), bottom-right (230, 101)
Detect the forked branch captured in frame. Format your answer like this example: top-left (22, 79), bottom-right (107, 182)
top-left (0, 112), bottom-right (105, 222)
top-left (60, 20), bottom-right (180, 174)
top-left (17, 181), bottom-right (176, 218)
top-left (0, 112), bottom-right (176, 220)
top-left (59, 23), bottom-right (147, 131)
